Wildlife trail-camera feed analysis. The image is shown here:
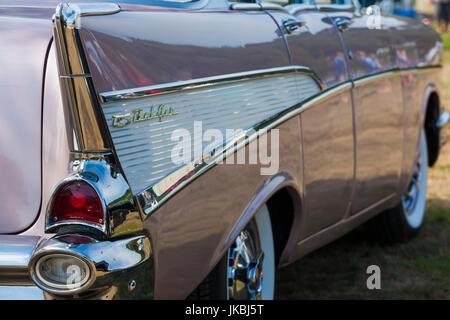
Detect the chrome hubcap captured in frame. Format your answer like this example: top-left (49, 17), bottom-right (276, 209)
top-left (403, 155), bottom-right (422, 215)
top-left (227, 226), bottom-right (264, 300)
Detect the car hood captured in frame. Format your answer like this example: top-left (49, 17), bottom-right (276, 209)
top-left (0, 6), bottom-right (53, 233)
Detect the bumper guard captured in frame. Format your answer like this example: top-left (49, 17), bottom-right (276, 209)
top-left (0, 234), bottom-right (153, 299)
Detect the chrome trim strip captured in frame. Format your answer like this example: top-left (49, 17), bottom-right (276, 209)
top-left (259, 3), bottom-right (291, 13)
top-left (288, 4), bottom-right (318, 15)
top-left (53, 2), bottom-right (120, 152)
top-left (105, 65), bottom-right (440, 217)
top-left (317, 4), bottom-right (355, 12)
top-left (0, 286), bottom-right (45, 300)
top-left (52, 3), bottom-right (143, 238)
top-left (400, 65), bottom-right (443, 75)
top-left (103, 74), bottom-right (318, 193)
top-left (136, 81), bottom-right (352, 216)
top-left (229, 3), bottom-right (261, 10)
top-left (0, 236), bottom-right (41, 286)
top-left (53, 2), bottom-right (120, 76)
top-left (71, 3), bottom-right (121, 17)
top-left (353, 65), bottom-right (442, 88)
top-left (0, 236), bottom-right (40, 268)
top-left (100, 65), bottom-right (441, 105)
top-left (103, 71), bottom-right (319, 194)
top-left (99, 66), bottom-right (325, 103)
top-left (353, 70), bottom-right (397, 88)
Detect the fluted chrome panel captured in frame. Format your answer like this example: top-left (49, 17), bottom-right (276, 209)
top-left (101, 72), bottom-right (320, 193)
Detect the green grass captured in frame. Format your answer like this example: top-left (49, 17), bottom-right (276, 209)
top-left (427, 205), bottom-right (450, 224)
top-left (275, 51), bottom-right (450, 300)
top-left (275, 208), bottom-right (450, 299)
top-left (411, 254), bottom-right (450, 283)
top-left (444, 36), bottom-right (450, 51)
top-left (431, 22), bottom-right (450, 50)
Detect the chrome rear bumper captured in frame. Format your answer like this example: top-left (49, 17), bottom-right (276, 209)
top-left (0, 235), bottom-right (45, 299)
top-left (0, 286), bottom-right (45, 300)
top-left (0, 234), bottom-right (153, 300)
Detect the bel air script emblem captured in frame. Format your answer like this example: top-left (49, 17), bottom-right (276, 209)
top-left (112, 104), bottom-right (178, 128)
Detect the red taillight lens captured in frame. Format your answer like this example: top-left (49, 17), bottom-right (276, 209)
top-left (50, 180), bottom-right (104, 226)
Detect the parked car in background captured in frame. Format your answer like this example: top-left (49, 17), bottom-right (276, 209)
top-left (0, 0), bottom-right (448, 299)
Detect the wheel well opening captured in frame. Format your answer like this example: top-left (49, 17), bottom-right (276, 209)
top-left (266, 188), bottom-right (295, 267)
top-left (425, 91), bottom-right (440, 167)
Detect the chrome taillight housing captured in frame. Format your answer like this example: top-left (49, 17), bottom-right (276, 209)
top-left (45, 157), bottom-right (142, 238)
top-left (46, 178), bottom-right (106, 234)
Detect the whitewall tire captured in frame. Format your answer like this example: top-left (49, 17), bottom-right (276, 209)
top-left (364, 129), bottom-right (429, 242)
top-left (189, 204), bottom-right (275, 300)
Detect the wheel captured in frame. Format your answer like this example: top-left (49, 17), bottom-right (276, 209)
top-left (364, 129), bottom-right (428, 242)
top-left (188, 204), bottom-right (275, 300)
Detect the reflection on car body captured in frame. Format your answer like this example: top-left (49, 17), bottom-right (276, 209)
top-left (0, 0), bottom-right (448, 300)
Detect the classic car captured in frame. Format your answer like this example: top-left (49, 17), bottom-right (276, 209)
top-left (0, 0), bottom-right (448, 300)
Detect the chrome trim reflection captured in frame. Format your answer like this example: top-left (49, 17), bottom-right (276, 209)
top-left (53, 2), bottom-right (120, 75)
top-left (99, 66), bottom-right (325, 103)
top-left (53, 2), bottom-right (119, 152)
top-left (128, 65), bottom-right (441, 217)
top-left (45, 153), bottom-right (143, 238)
top-left (29, 234), bottom-right (152, 297)
top-left (353, 70), bottom-right (397, 88)
top-left (229, 3), bottom-right (261, 10)
top-left (49, 3), bottom-right (144, 241)
top-left (353, 65), bottom-right (441, 88)
top-left (103, 71), bottom-right (320, 194)
top-left (136, 81), bottom-right (352, 216)
top-left (400, 65), bottom-right (443, 75)
top-left (0, 286), bottom-right (45, 300)
top-left (0, 236), bottom-right (40, 268)
top-left (259, 3), bottom-right (291, 13)
top-left (317, 4), bottom-right (356, 12)
top-left (0, 236), bottom-right (41, 286)
top-left (287, 4), bottom-right (319, 15)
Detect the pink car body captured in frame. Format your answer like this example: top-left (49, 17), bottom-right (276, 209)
top-left (0, 0), bottom-right (448, 299)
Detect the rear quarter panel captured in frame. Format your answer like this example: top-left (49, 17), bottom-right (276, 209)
top-left (77, 6), bottom-right (303, 299)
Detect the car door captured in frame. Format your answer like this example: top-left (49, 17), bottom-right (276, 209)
top-left (261, 0), bottom-right (355, 238)
top-left (319, 0), bottom-right (404, 214)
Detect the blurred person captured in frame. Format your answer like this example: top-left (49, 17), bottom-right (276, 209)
top-left (333, 51), bottom-right (347, 82)
top-left (356, 51), bottom-right (381, 74)
top-left (433, 0), bottom-right (450, 34)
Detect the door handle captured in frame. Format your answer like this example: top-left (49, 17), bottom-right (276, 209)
top-left (334, 18), bottom-right (353, 32)
top-left (282, 18), bottom-right (306, 33)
